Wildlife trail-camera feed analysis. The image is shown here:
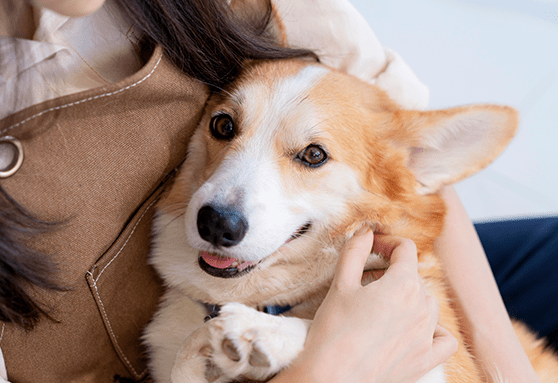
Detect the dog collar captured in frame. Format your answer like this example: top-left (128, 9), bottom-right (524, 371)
top-left (262, 304), bottom-right (292, 316)
top-left (202, 302), bottom-right (221, 322)
top-left (201, 302), bottom-right (292, 322)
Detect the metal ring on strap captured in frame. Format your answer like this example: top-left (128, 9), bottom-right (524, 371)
top-left (0, 136), bottom-right (24, 178)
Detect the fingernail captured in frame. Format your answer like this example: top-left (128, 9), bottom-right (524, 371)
top-left (355, 226), bottom-right (370, 236)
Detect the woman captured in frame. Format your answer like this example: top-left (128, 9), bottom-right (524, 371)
top-left (0, 0), bottom-right (550, 382)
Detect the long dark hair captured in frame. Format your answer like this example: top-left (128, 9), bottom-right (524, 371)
top-left (2, 0), bottom-right (315, 329)
top-left (0, 186), bottom-right (63, 330)
top-left (114, 0), bottom-right (315, 88)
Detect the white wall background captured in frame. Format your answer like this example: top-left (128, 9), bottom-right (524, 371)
top-left (349, 0), bottom-right (558, 222)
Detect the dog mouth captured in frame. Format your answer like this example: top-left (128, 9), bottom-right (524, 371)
top-left (198, 252), bottom-right (257, 278)
top-left (198, 222), bottom-right (312, 278)
top-left (286, 222), bottom-right (311, 243)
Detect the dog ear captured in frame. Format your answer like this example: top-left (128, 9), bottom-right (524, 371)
top-left (398, 105), bottom-right (518, 194)
top-left (228, 0), bottom-right (287, 46)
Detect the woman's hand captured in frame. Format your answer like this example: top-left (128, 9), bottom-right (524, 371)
top-left (276, 227), bottom-right (457, 383)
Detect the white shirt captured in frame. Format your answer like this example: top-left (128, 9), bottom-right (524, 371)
top-left (276, 0), bottom-right (429, 109)
top-left (0, 0), bottom-right (429, 380)
top-left (0, 2), bottom-right (143, 120)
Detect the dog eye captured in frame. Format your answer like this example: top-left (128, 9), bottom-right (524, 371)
top-left (210, 114), bottom-right (235, 140)
top-left (297, 145), bottom-right (328, 167)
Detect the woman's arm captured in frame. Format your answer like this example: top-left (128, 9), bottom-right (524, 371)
top-left (434, 186), bottom-right (540, 382)
top-left (271, 229), bottom-right (457, 383)
top-left (273, 0), bottom-right (429, 110)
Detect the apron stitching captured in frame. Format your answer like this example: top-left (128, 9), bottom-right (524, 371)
top-left (87, 196), bottom-right (159, 378)
top-left (0, 55), bottom-right (163, 136)
top-left (89, 278), bottom-right (147, 378)
top-left (95, 197), bottom-right (158, 283)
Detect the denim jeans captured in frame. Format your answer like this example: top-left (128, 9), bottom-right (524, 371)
top-left (475, 216), bottom-right (558, 351)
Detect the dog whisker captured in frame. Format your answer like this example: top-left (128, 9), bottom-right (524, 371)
top-left (158, 202), bottom-right (188, 215)
top-left (295, 229), bottom-right (330, 246)
top-left (162, 212), bottom-right (186, 230)
top-left (280, 242), bottom-right (311, 267)
top-left (294, 233), bottom-right (329, 248)
top-left (299, 228), bottom-right (327, 238)
top-left (194, 79), bottom-right (235, 99)
top-left (307, 115), bottom-right (338, 132)
top-left (274, 248), bottom-right (290, 265)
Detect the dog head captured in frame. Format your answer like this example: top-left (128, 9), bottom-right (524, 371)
top-left (151, 57), bottom-right (517, 308)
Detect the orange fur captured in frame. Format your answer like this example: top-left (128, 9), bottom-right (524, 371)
top-left (514, 321), bottom-right (558, 382)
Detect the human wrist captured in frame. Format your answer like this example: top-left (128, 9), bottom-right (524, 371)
top-left (470, 326), bottom-right (541, 383)
top-left (271, 348), bottom-right (377, 383)
top-left (270, 359), bottom-right (321, 383)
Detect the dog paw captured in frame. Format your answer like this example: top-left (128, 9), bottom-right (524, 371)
top-left (206, 302), bottom-right (310, 382)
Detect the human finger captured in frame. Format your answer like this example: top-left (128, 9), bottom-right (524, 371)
top-left (332, 226), bottom-right (374, 289)
top-left (373, 235), bottom-right (418, 275)
top-left (362, 269), bottom-right (385, 281)
top-left (430, 325), bottom-right (458, 367)
top-left (425, 294), bottom-right (440, 332)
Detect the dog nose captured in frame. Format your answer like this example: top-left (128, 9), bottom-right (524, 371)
top-left (197, 204), bottom-right (248, 247)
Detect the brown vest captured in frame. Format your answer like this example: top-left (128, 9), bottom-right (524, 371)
top-left (0, 46), bottom-right (209, 382)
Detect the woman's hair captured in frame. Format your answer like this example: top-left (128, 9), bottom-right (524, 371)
top-left (0, 186), bottom-right (63, 330)
top-left (114, 0), bottom-right (316, 89)
top-left (2, 0), bottom-right (315, 329)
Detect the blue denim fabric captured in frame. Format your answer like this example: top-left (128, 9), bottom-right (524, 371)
top-left (474, 217), bottom-right (558, 351)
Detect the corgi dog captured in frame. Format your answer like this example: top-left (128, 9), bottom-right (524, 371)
top-left (143, 3), bottom-right (558, 383)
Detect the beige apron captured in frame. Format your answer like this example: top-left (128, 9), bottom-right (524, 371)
top-left (0, 45), bottom-right (209, 382)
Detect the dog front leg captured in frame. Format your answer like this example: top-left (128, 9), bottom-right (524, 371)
top-left (209, 303), bottom-right (311, 381)
top-left (172, 302), bottom-right (311, 383)
top-left (171, 325), bottom-right (222, 383)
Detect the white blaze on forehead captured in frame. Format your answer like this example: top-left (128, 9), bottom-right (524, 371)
top-left (234, 64), bottom-right (331, 141)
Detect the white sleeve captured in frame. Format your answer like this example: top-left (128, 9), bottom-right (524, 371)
top-left (0, 346), bottom-right (9, 383)
top-left (274, 0), bottom-right (429, 110)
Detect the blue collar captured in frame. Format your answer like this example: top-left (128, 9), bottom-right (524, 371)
top-left (201, 302), bottom-right (291, 322)
top-left (263, 304), bottom-right (292, 316)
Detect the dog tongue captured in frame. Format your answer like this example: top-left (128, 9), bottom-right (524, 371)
top-left (201, 251), bottom-right (255, 270)
top-left (201, 252), bottom-right (236, 269)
